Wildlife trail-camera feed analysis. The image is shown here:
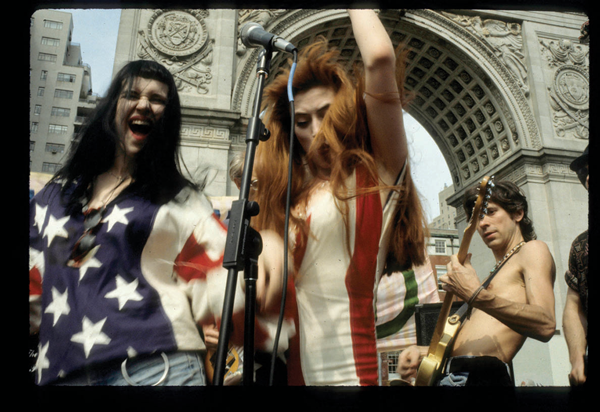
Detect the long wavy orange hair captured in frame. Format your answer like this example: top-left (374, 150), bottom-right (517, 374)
top-left (252, 37), bottom-right (429, 269)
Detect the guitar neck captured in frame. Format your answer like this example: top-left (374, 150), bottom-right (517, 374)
top-left (456, 229), bottom-right (474, 265)
top-left (427, 226), bottom-right (474, 352)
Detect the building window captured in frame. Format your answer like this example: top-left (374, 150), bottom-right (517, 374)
top-left (38, 52), bottom-right (57, 63)
top-left (57, 73), bottom-right (76, 83)
top-left (51, 107), bottom-right (70, 117)
top-left (40, 70), bottom-right (48, 80)
top-left (45, 143), bottom-right (65, 154)
top-left (30, 122), bottom-right (39, 133)
top-left (435, 265), bottom-right (447, 292)
top-left (41, 37), bottom-right (60, 47)
top-left (48, 124), bottom-right (68, 134)
top-left (42, 162), bottom-right (62, 174)
top-left (43, 20), bottom-right (63, 30)
top-left (30, 141), bottom-right (36, 152)
top-left (37, 87), bottom-right (45, 97)
top-left (34, 105), bottom-right (42, 115)
top-left (54, 89), bottom-right (74, 99)
top-left (435, 239), bottom-right (446, 254)
top-left (386, 351), bottom-right (399, 376)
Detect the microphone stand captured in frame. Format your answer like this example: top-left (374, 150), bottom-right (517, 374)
top-left (214, 47), bottom-right (272, 386)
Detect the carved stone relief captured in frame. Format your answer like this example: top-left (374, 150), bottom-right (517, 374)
top-left (539, 37), bottom-right (589, 140)
top-left (137, 9), bottom-right (214, 95)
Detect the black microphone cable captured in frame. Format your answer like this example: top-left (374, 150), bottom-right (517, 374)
top-left (269, 49), bottom-right (298, 386)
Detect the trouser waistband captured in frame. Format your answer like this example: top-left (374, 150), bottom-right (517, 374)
top-left (446, 356), bottom-right (511, 377)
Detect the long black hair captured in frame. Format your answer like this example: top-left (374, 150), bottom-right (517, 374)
top-left (51, 60), bottom-right (196, 208)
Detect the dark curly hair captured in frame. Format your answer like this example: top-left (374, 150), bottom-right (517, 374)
top-left (463, 179), bottom-right (536, 242)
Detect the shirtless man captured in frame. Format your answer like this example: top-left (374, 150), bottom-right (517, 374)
top-left (399, 180), bottom-right (556, 386)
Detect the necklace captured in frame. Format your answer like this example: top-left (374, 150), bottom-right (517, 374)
top-left (109, 170), bottom-right (130, 184)
top-left (489, 241), bottom-right (526, 275)
top-left (83, 173), bottom-right (129, 213)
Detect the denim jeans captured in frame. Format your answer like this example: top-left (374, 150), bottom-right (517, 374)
top-left (53, 351), bottom-right (206, 386)
top-left (438, 372), bottom-right (469, 386)
top-left (437, 355), bottom-right (512, 387)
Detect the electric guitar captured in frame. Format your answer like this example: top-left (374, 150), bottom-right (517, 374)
top-left (205, 345), bottom-right (243, 386)
top-left (414, 176), bottom-right (493, 386)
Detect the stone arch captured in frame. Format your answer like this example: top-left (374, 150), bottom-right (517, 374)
top-left (232, 9), bottom-right (541, 197)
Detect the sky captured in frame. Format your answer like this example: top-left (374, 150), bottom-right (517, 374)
top-left (55, 8), bottom-right (453, 221)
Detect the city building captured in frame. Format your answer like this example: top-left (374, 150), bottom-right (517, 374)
top-left (427, 227), bottom-right (460, 301)
top-left (29, 9), bottom-right (99, 175)
top-left (430, 183), bottom-right (457, 230)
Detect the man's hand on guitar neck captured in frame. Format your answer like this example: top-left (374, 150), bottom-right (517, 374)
top-left (439, 253), bottom-right (481, 302)
top-left (398, 345), bottom-right (429, 383)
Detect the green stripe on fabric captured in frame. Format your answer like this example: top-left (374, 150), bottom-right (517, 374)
top-left (376, 269), bottom-right (419, 339)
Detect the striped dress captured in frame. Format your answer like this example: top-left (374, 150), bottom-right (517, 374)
top-left (285, 165), bottom-right (409, 385)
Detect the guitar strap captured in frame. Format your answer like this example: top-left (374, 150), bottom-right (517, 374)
top-left (453, 241), bottom-right (525, 322)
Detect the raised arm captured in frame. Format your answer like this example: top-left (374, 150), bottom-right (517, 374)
top-left (348, 9), bottom-right (408, 184)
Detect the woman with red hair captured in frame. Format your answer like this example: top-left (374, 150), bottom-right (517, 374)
top-left (254, 10), bottom-right (429, 385)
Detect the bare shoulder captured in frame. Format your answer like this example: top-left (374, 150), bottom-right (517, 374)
top-left (517, 240), bottom-right (556, 280)
top-left (520, 239), bottom-right (552, 256)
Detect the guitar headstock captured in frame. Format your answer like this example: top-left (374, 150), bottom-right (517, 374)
top-left (458, 176), bottom-right (494, 262)
top-left (475, 175), bottom-right (495, 221)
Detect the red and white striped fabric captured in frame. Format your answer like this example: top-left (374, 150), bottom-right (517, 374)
top-left (286, 165), bottom-right (406, 385)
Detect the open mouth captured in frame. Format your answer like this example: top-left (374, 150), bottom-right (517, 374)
top-left (128, 118), bottom-right (154, 140)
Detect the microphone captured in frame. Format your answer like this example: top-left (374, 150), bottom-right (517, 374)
top-left (240, 22), bottom-right (297, 53)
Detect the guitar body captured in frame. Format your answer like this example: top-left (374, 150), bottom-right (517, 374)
top-left (205, 345), bottom-right (243, 385)
top-left (414, 176), bottom-right (493, 386)
top-left (415, 316), bottom-right (462, 386)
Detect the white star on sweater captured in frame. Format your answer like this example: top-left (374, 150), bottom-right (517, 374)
top-left (34, 203), bottom-right (48, 229)
top-left (36, 341), bottom-right (50, 384)
top-left (70, 316), bottom-right (111, 358)
top-left (78, 246), bottom-right (102, 282)
top-left (43, 214), bottom-right (70, 247)
top-left (44, 287), bottom-right (70, 326)
top-left (104, 205), bottom-right (134, 232)
top-left (104, 275), bottom-right (143, 310)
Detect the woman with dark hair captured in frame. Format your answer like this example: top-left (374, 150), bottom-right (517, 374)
top-left (53, 59), bottom-right (193, 209)
top-left (29, 60), bottom-right (226, 386)
top-left (251, 10), bottom-right (430, 385)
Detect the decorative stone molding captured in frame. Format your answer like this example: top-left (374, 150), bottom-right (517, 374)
top-left (441, 12), bottom-right (529, 96)
top-left (137, 9), bottom-right (214, 95)
top-left (415, 10), bottom-right (540, 153)
top-left (181, 124), bottom-right (231, 148)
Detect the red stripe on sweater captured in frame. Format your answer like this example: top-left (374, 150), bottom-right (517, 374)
top-left (345, 166), bottom-right (382, 385)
